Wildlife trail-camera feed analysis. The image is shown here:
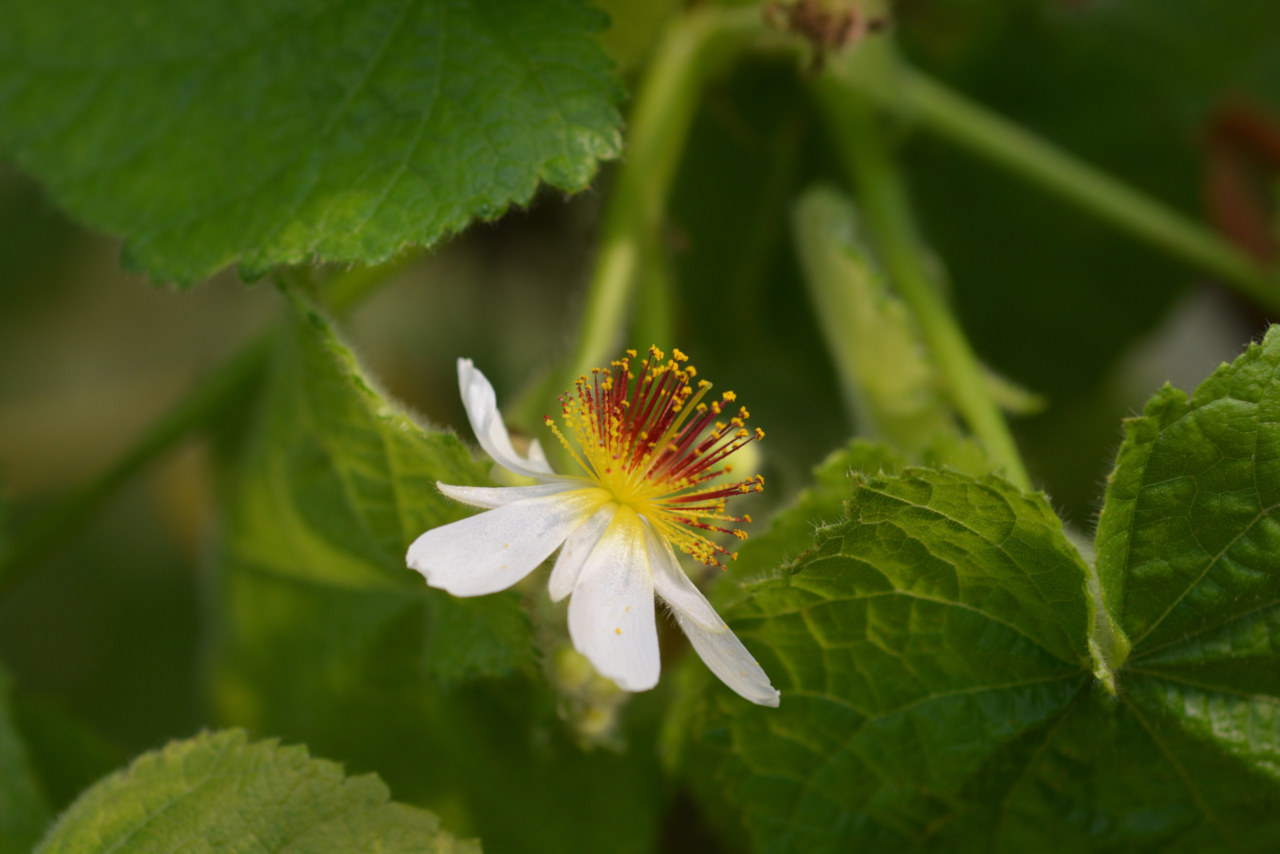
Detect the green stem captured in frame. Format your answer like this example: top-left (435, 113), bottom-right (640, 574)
top-left (838, 54), bottom-right (1276, 309)
top-left (0, 256), bottom-right (415, 598)
top-left (817, 84), bottom-right (1032, 489)
top-left (511, 7), bottom-right (772, 428)
top-left (570, 8), bottom-right (753, 378)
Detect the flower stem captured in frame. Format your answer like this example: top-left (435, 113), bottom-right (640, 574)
top-left (835, 51), bottom-right (1277, 310)
top-left (511, 7), bottom-right (773, 430)
top-left (570, 8), bottom-right (760, 376)
top-left (0, 256), bottom-right (416, 599)
top-left (816, 84), bottom-right (1032, 489)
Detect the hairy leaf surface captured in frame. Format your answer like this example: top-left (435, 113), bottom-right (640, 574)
top-left (682, 328), bottom-right (1280, 852)
top-left (0, 0), bottom-right (622, 283)
top-left (35, 730), bottom-right (477, 853)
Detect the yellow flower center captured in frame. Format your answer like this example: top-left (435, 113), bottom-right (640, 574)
top-left (544, 346), bottom-right (764, 566)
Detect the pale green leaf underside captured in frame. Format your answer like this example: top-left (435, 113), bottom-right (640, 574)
top-left (0, 0), bottom-right (622, 284)
top-left (34, 729), bottom-right (478, 854)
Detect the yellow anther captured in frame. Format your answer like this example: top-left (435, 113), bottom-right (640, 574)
top-left (673, 348), bottom-right (688, 362)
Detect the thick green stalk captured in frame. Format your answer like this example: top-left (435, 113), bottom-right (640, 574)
top-left (817, 85), bottom-right (1031, 489)
top-left (837, 53), bottom-right (1276, 310)
top-left (0, 257), bottom-right (415, 598)
top-left (510, 7), bottom-right (772, 430)
top-left (570, 8), bottom-right (754, 378)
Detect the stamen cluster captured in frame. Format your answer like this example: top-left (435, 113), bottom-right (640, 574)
top-left (544, 346), bottom-right (764, 566)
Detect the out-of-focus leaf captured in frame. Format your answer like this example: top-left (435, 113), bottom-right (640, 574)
top-left (791, 185), bottom-right (957, 451)
top-left (0, 1), bottom-right (622, 284)
top-left (217, 287), bottom-right (533, 691)
top-left (0, 667), bottom-right (51, 854)
top-left (790, 185), bottom-right (1012, 476)
top-left (213, 290), bottom-right (663, 853)
top-left (34, 729), bottom-right (478, 854)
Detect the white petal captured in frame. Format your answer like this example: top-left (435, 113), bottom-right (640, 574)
top-left (438, 480), bottom-right (575, 509)
top-left (549, 504), bottom-right (615, 602)
top-left (456, 358), bottom-right (551, 479)
top-left (568, 509), bottom-right (660, 691)
top-left (674, 612), bottom-right (780, 707)
top-left (406, 490), bottom-right (606, 597)
top-left (644, 525), bottom-right (724, 631)
top-left (524, 438), bottom-right (554, 475)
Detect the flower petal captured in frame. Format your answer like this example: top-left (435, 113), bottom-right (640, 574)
top-left (457, 358), bottom-right (552, 479)
top-left (568, 508), bottom-right (660, 692)
top-left (524, 437), bottom-right (554, 475)
top-left (674, 612), bottom-right (781, 707)
top-left (645, 525), bottom-right (724, 631)
top-left (406, 490), bottom-right (606, 596)
top-left (548, 504), bottom-right (615, 602)
top-left (437, 480), bottom-right (575, 509)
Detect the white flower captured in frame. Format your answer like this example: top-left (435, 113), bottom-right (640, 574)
top-left (406, 348), bottom-right (780, 706)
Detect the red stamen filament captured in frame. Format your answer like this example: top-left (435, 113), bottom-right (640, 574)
top-left (543, 346), bottom-right (764, 567)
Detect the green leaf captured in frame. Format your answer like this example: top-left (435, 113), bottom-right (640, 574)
top-left (0, 0), bottom-right (622, 284)
top-left (791, 185), bottom-right (959, 453)
top-left (34, 729), bottom-right (478, 853)
top-left (681, 329), bottom-right (1280, 852)
top-left (1085, 325), bottom-right (1280, 838)
top-left (730, 438), bottom-right (905, 582)
top-left (213, 290), bottom-right (664, 853)
top-left (1096, 326), bottom-right (1280, 657)
top-left (681, 468), bottom-right (1093, 852)
top-left (789, 185), bottom-right (1019, 478)
top-left (0, 667), bottom-right (51, 854)
top-left (217, 287), bottom-right (533, 691)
